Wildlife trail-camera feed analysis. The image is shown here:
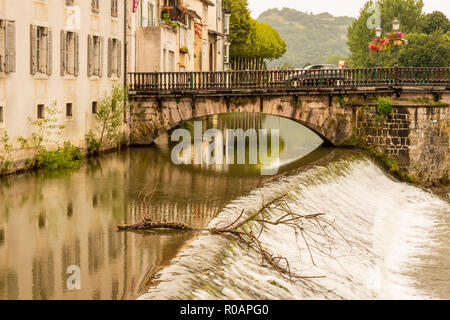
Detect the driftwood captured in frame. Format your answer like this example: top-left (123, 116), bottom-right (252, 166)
top-left (115, 190), bottom-right (351, 283)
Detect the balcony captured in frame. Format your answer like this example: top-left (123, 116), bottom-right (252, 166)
top-left (162, 0), bottom-right (187, 25)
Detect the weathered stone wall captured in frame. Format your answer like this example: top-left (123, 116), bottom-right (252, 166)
top-left (130, 91), bottom-right (449, 186)
top-left (355, 101), bottom-right (449, 186)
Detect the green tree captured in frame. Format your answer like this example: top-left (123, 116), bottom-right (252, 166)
top-left (419, 11), bottom-right (450, 34)
top-left (86, 85), bottom-right (128, 156)
top-left (229, 0), bottom-right (286, 69)
top-left (398, 31), bottom-right (450, 67)
top-left (347, 0), bottom-right (424, 67)
top-left (229, 0), bottom-right (254, 58)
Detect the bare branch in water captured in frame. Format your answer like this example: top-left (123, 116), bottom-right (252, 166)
top-left (115, 190), bottom-right (356, 283)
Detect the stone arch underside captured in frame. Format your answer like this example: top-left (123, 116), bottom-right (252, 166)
top-left (130, 95), bottom-right (356, 146)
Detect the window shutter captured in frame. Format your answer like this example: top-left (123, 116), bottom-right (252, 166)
top-left (60, 30), bottom-right (66, 76)
top-left (117, 40), bottom-right (121, 77)
top-left (46, 28), bottom-right (52, 75)
top-left (74, 32), bottom-right (79, 76)
top-left (107, 38), bottom-right (112, 78)
top-left (5, 21), bottom-right (16, 73)
top-left (30, 25), bottom-right (37, 75)
top-left (99, 36), bottom-right (104, 77)
top-left (88, 35), bottom-right (93, 77)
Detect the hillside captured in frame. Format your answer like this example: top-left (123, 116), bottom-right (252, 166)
top-left (257, 8), bottom-right (354, 68)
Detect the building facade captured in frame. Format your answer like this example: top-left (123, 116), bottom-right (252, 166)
top-left (0, 0), bottom-right (125, 162)
top-left (127, 0), bottom-right (230, 73)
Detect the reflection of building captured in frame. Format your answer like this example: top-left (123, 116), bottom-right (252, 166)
top-left (0, 1), bottom-right (125, 157)
top-left (127, 0), bottom-right (231, 72)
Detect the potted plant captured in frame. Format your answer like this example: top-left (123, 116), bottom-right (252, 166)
top-left (386, 32), bottom-right (408, 47)
top-left (180, 46), bottom-right (189, 54)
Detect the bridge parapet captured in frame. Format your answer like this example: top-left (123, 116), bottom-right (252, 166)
top-left (128, 67), bottom-right (450, 95)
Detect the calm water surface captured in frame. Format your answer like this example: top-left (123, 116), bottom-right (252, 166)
top-left (0, 114), bottom-right (325, 299)
top-left (0, 113), bottom-right (449, 300)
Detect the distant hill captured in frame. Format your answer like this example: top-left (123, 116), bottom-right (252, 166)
top-left (257, 8), bottom-right (354, 68)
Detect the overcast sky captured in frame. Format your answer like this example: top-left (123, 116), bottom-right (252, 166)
top-left (248, 0), bottom-right (450, 18)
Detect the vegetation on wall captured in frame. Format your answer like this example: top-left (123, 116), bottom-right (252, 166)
top-left (18, 102), bottom-right (82, 171)
top-left (86, 85), bottom-right (128, 156)
top-left (0, 131), bottom-right (13, 173)
top-left (257, 8), bottom-right (354, 68)
top-left (348, 0), bottom-right (450, 67)
top-left (377, 97), bottom-right (393, 115)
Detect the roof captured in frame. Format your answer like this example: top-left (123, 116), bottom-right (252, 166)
top-left (201, 0), bottom-right (215, 7)
top-left (187, 9), bottom-right (202, 20)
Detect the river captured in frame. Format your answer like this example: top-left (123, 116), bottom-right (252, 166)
top-left (0, 113), bottom-right (449, 300)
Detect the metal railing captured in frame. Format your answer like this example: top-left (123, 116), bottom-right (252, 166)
top-left (128, 67), bottom-right (450, 93)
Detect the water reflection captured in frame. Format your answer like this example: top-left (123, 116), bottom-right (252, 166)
top-left (0, 113), bottom-right (325, 300)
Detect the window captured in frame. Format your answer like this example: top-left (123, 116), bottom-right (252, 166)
top-left (111, 0), bottom-right (118, 18)
top-left (224, 13), bottom-right (230, 35)
top-left (217, 0), bottom-right (222, 19)
top-left (107, 38), bottom-right (121, 78)
top-left (0, 106), bottom-right (3, 123)
top-left (37, 104), bottom-right (45, 119)
top-left (92, 101), bottom-right (97, 114)
top-left (163, 49), bottom-right (167, 72)
top-left (168, 51), bottom-right (174, 72)
top-left (149, 3), bottom-right (154, 26)
top-left (224, 42), bottom-right (230, 64)
top-left (91, 0), bottom-right (99, 14)
top-left (61, 30), bottom-right (79, 76)
top-left (180, 27), bottom-right (186, 48)
top-left (88, 35), bottom-right (103, 77)
top-left (0, 20), bottom-right (16, 74)
top-left (65, 0), bottom-right (75, 6)
top-left (66, 103), bottom-right (73, 118)
top-left (30, 25), bottom-right (52, 75)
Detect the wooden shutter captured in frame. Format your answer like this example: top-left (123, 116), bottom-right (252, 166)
top-left (99, 36), bottom-right (104, 77)
top-left (30, 25), bottom-right (37, 75)
top-left (60, 30), bottom-right (66, 76)
top-left (117, 40), bottom-right (121, 77)
top-left (87, 35), bottom-right (93, 77)
top-left (74, 32), bottom-right (79, 76)
top-left (107, 38), bottom-right (112, 78)
top-left (46, 28), bottom-right (52, 75)
top-left (5, 21), bottom-right (16, 73)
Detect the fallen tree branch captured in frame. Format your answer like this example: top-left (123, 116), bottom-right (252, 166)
top-left (115, 190), bottom-right (352, 283)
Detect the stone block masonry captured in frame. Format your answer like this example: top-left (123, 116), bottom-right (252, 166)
top-left (129, 90), bottom-right (450, 187)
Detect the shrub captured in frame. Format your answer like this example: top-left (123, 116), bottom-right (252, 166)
top-left (377, 97), bottom-right (393, 115)
top-left (0, 131), bottom-right (13, 173)
top-left (34, 142), bottom-right (82, 171)
top-left (87, 85), bottom-right (129, 156)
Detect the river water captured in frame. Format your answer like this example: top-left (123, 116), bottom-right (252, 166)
top-left (0, 114), bottom-right (449, 300)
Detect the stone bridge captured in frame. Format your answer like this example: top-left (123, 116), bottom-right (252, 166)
top-left (127, 68), bottom-right (450, 186)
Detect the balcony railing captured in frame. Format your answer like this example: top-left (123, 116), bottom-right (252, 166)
top-left (128, 67), bottom-right (450, 93)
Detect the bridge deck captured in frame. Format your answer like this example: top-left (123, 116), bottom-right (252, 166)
top-left (128, 67), bottom-right (450, 95)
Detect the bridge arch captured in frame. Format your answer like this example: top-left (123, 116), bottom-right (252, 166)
top-left (130, 94), bottom-right (354, 146)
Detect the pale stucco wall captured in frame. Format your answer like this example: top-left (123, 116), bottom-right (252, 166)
top-left (0, 0), bottom-right (125, 162)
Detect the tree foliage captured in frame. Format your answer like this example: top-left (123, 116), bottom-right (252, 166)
top-left (347, 0), bottom-right (424, 67)
top-left (229, 0), bottom-right (286, 62)
top-left (86, 85), bottom-right (128, 156)
top-left (419, 11), bottom-right (450, 34)
top-left (398, 31), bottom-right (450, 67)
